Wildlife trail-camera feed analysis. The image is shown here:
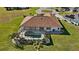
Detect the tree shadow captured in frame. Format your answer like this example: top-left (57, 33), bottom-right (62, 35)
top-left (15, 44), bottom-right (24, 50)
top-left (58, 20), bottom-right (70, 35)
top-left (45, 35), bottom-right (54, 46)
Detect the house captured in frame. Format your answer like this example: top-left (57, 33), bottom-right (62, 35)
top-left (18, 13), bottom-right (63, 41)
top-left (62, 7), bottom-right (70, 11)
top-left (64, 14), bottom-right (79, 25)
top-left (19, 13), bottom-right (62, 34)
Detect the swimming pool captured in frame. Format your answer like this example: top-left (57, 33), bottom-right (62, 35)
top-left (24, 31), bottom-right (41, 38)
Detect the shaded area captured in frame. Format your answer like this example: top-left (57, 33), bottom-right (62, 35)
top-left (15, 44), bottom-right (24, 50)
top-left (45, 31), bottom-right (63, 35)
top-left (47, 35), bottom-right (54, 46)
top-left (45, 35), bottom-right (54, 46)
top-left (5, 7), bottom-right (30, 11)
top-left (58, 20), bottom-right (70, 35)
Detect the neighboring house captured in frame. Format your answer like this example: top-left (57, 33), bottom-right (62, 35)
top-left (64, 14), bottom-right (79, 25)
top-left (55, 7), bottom-right (79, 12)
top-left (62, 7), bottom-right (70, 11)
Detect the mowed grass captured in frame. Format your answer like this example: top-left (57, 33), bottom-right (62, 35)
top-left (0, 7), bottom-right (37, 23)
top-left (59, 11), bottom-right (79, 16)
top-left (0, 7), bottom-right (37, 51)
top-left (0, 7), bottom-right (79, 51)
top-left (0, 16), bottom-right (23, 50)
top-left (40, 20), bottom-right (79, 51)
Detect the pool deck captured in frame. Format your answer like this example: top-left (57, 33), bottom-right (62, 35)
top-left (19, 31), bottom-right (45, 40)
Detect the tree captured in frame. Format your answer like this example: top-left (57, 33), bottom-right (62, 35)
top-left (9, 32), bottom-right (19, 39)
top-left (33, 40), bottom-right (43, 51)
top-left (39, 42), bottom-right (43, 48)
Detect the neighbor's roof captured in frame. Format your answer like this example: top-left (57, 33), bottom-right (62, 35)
top-left (20, 15), bottom-right (62, 28)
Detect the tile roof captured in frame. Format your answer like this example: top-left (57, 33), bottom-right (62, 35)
top-left (21, 15), bottom-right (62, 28)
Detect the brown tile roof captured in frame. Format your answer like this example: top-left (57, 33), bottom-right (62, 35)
top-left (21, 16), bottom-right (62, 28)
top-left (20, 16), bottom-right (33, 26)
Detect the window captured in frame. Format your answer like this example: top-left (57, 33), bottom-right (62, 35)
top-left (39, 27), bottom-right (44, 30)
top-left (58, 28), bottom-right (59, 30)
top-left (46, 27), bottom-right (51, 30)
top-left (53, 29), bottom-right (55, 31)
top-left (30, 27), bottom-right (37, 30)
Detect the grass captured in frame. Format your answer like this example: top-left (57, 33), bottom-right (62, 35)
top-left (42, 9), bottom-right (52, 12)
top-left (41, 20), bottom-right (79, 51)
top-left (0, 16), bottom-right (24, 50)
top-left (0, 7), bottom-right (37, 51)
top-left (0, 7), bottom-right (37, 24)
top-left (0, 7), bottom-right (79, 51)
top-left (59, 11), bottom-right (79, 16)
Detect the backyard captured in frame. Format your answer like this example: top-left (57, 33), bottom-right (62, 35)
top-left (41, 20), bottom-right (79, 51)
top-left (0, 7), bottom-right (79, 51)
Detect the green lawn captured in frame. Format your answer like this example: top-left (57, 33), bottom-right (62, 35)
top-left (0, 7), bottom-right (37, 23)
top-left (59, 11), bottom-right (79, 16)
top-left (0, 16), bottom-right (24, 50)
top-left (0, 7), bottom-right (79, 51)
top-left (41, 20), bottom-right (79, 51)
top-left (0, 7), bottom-right (37, 51)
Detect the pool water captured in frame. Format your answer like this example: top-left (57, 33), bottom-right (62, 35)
top-left (24, 31), bottom-right (41, 38)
